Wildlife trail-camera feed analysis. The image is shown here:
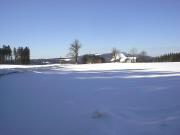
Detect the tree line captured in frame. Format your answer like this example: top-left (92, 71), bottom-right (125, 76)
top-left (67, 40), bottom-right (152, 64)
top-left (153, 52), bottom-right (180, 62)
top-left (81, 54), bottom-right (105, 64)
top-left (61, 39), bottom-right (180, 64)
top-left (0, 45), bottom-right (30, 64)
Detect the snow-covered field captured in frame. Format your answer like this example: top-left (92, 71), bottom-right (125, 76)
top-left (1, 63), bottom-right (180, 135)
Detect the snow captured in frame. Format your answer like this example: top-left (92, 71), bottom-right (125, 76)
top-left (1, 62), bottom-right (180, 135)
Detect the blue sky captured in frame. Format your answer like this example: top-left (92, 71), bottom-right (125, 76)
top-left (0, 0), bottom-right (180, 59)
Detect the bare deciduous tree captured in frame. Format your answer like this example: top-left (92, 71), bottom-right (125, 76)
top-left (130, 48), bottom-right (137, 62)
top-left (111, 48), bottom-right (120, 62)
top-left (139, 51), bottom-right (148, 62)
top-left (69, 39), bottom-right (81, 64)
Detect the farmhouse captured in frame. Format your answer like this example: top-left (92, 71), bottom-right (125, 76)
top-left (110, 52), bottom-right (136, 63)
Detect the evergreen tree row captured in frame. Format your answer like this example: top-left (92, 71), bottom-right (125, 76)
top-left (153, 52), bottom-right (180, 62)
top-left (0, 45), bottom-right (30, 64)
top-left (0, 45), bottom-right (12, 64)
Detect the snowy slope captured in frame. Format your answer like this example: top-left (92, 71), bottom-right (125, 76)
top-left (1, 63), bottom-right (180, 135)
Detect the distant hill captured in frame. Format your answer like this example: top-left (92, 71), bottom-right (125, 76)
top-left (31, 58), bottom-right (60, 65)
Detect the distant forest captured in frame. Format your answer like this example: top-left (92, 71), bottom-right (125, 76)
top-left (153, 52), bottom-right (180, 62)
top-left (0, 45), bottom-right (30, 64)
